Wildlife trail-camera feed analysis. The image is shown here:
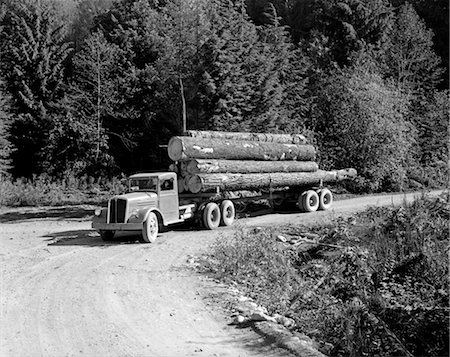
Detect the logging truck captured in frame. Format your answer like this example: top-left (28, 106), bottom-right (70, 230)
top-left (92, 170), bottom-right (351, 243)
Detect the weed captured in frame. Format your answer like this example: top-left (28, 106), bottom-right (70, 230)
top-left (206, 193), bottom-right (449, 356)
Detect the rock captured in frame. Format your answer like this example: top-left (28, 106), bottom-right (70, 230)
top-left (232, 315), bottom-right (246, 325)
top-left (237, 295), bottom-right (250, 302)
top-left (274, 314), bottom-right (295, 328)
top-left (249, 312), bottom-right (276, 323)
top-left (274, 314), bottom-right (296, 328)
top-left (276, 235), bottom-right (288, 243)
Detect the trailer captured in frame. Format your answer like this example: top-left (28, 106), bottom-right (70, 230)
top-left (92, 170), bottom-right (351, 243)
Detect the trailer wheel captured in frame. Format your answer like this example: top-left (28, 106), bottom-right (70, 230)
top-left (302, 190), bottom-right (320, 212)
top-left (318, 188), bottom-right (333, 210)
top-left (203, 202), bottom-right (221, 230)
top-left (141, 211), bottom-right (159, 243)
top-left (100, 230), bottom-right (115, 241)
top-left (220, 200), bottom-right (235, 226)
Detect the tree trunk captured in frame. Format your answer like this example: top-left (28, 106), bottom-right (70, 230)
top-left (187, 169), bottom-right (357, 193)
top-left (184, 130), bottom-right (307, 144)
top-left (186, 159), bottom-right (319, 174)
top-left (168, 136), bottom-right (316, 161)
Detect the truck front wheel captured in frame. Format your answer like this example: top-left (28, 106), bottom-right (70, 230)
top-left (220, 200), bottom-right (235, 226)
top-left (203, 202), bottom-right (221, 230)
top-left (141, 212), bottom-right (159, 243)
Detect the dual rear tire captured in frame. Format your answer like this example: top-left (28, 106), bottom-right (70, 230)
top-left (298, 188), bottom-right (333, 212)
top-left (202, 200), bottom-right (235, 230)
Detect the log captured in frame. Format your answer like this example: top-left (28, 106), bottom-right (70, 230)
top-left (187, 169), bottom-right (357, 193)
top-left (186, 159), bottom-right (319, 174)
top-left (168, 136), bottom-right (316, 162)
top-left (184, 130), bottom-right (308, 144)
top-left (168, 163), bottom-right (178, 173)
top-left (179, 161), bottom-right (189, 177)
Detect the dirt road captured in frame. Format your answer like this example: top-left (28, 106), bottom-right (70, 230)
top-left (0, 190), bottom-right (443, 357)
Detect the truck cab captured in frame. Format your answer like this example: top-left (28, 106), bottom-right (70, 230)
top-left (92, 172), bottom-right (195, 243)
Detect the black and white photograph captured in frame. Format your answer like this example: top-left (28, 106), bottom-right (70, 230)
top-left (0, 0), bottom-right (448, 356)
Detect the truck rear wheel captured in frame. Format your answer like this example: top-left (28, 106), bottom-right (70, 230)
top-left (297, 192), bottom-right (306, 211)
top-left (141, 212), bottom-right (159, 243)
top-left (318, 188), bottom-right (333, 210)
top-left (220, 200), bottom-right (235, 226)
top-left (100, 230), bottom-right (115, 241)
top-left (302, 190), bottom-right (320, 212)
top-left (203, 202), bottom-right (221, 230)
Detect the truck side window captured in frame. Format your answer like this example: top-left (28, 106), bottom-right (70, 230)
top-left (161, 179), bottom-right (174, 191)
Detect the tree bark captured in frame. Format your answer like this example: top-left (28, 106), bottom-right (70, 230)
top-left (187, 169), bottom-right (357, 193)
top-left (168, 136), bottom-right (316, 161)
top-left (186, 159), bottom-right (319, 174)
top-left (184, 130), bottom-right (307, 144)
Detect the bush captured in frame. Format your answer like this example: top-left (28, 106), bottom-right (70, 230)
top-left (206, 225), bottom-right (301, 314)
top-left (0, 174), bottom-right (126, 207)
top-left (206, 193), bottom-right (449, 356)
top-left (313, 67), bottom-right (416, 192)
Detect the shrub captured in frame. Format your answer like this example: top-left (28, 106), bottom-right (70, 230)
top-left (313, 67), bottom-right (416, 192)
top-left (206, 226), bottom-right (300, 314)
top-left (205, 193), bottom-right (449, 356)
top-left (0, 174), bottom-right (126, 207)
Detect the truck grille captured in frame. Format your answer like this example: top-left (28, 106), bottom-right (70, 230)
top-left (109, 198), bottom-right (127, 223)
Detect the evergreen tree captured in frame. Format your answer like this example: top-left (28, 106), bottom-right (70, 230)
top-left (0, 81), bottom-right (12, 176)
top-left (391, 0), bottom-right (448, 89)
top-left (0, 4), bottom-right (12, 175)
top-left (69, 0), bottom-right (113, 52)
top-left (0, 0), bottom-right (72, 177)
top-left (383, 3), bottom-right (443, 93)
top-left (50, 31), bottom-right (121, 176)
top-left (314, 0), bottom-right (394, 66)
top-left (199, 0), bottom-right (308, 133)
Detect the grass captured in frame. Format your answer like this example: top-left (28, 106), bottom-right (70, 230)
top-left (0, 174), bottom-right (126, 207)
top-left (204, 193), bottom-right (449, 357)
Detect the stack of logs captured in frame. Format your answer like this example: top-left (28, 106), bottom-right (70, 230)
top-left (168, 130), bottom-right (356, 194)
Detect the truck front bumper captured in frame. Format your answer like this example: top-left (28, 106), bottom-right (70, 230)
top-left (92, 222), bottom-right (142, 231)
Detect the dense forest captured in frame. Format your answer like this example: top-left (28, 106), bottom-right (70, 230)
top-left (0, 0), bottom-right (448, 192)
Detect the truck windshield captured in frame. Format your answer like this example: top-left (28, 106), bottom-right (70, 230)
top-left (129, 177), bottom-right (158, 192)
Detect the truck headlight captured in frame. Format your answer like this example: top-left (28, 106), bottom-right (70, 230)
top-left (94, 208), bottom-right (102, 216)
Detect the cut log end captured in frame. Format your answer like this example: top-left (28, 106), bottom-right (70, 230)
top-left (168, 137), bottom-right (184, 161)
top-left (187, 175), bottom-right (203, 194)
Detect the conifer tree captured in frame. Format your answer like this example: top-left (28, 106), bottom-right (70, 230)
top-left (383, 3), bottom-right (443, 93)
top-left (0, 79), bottom-right (12, 175)
top-left (50, 31), bottom-right (121, 175)
top-left (314, 0), bottom-right (394, 66)
top-left (0, 0), bottom-right (72, 177)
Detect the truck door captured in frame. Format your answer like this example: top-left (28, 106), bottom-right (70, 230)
top-left (158, 178), bottom-right (179, 223)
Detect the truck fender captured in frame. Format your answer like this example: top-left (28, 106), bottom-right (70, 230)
top-left (143, 208), bottom-right (165, 227)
